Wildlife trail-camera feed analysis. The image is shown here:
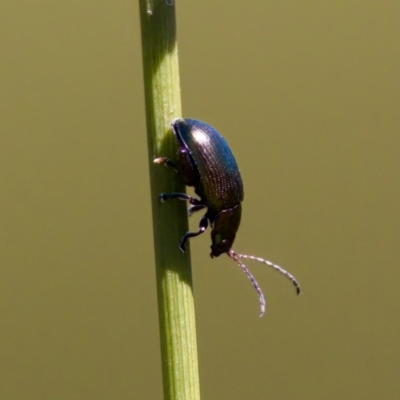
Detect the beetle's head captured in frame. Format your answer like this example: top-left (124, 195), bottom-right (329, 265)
top-left (210, 204), bottom-right (242, 258)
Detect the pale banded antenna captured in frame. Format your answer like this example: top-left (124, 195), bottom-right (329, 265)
top-left (228, 250), bottom-right (301, 317)
top-left (228, 251), bottom-right (266, 316)
top-left (237, 253), bottom-right (301, 296)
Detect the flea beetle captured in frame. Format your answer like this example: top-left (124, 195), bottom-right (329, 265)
top-left (154, 118), bottom-right (300, 316)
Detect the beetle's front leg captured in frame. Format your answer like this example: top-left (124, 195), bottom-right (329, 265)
top-left (179, 214), bottom-right (209, 252)
top-left (188, 203), bottom-right (207, 216)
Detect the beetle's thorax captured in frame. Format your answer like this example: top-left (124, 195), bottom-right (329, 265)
top-left (210, 203), bottom-right (242, 257)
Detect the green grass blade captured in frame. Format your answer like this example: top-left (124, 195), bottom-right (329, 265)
top-left (139, 1), bottom-right (201, 399)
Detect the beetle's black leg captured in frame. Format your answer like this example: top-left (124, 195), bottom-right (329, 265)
top-left (153, 157), bottom-right (178, 172)
top-left (188, 204), bottom-right (207, 216)
top-left (159, 192), bottom-right (206, 216)
top-left (179, 214), bottom-right (209, 252)
top-left (159, 192), bottom-right (205, 209)
top-left (159, 192), bottom-right (200, 203)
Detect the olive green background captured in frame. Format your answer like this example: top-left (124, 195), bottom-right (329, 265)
top-left (1, 1), bottom-right (398, 399)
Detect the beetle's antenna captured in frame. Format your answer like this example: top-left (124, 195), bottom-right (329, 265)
top-left (236, 253), bottom-right (301, 295)
top-left (228, 250), bottom-right (266, 316)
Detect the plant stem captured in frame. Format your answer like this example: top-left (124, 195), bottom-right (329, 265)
top-left (139, 1), bottom-right (200, 399)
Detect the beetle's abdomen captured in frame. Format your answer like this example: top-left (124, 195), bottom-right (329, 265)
top-left (173, 119), bottom-right (244, 210)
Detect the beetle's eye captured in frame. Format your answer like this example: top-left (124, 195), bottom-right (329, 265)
top-left (218, 239), bottom-right (229, 250)
top-left (210, 239), bottom-right (232, 258)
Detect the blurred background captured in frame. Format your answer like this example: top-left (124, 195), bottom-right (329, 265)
top-left (1, 1), bottom-right (398, 399)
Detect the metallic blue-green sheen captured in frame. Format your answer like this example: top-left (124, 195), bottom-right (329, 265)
top-left (173, 118), bottom-right (244, 211)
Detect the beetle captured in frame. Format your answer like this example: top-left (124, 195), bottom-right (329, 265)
top-left (154, 118), bottom-right (300, 316)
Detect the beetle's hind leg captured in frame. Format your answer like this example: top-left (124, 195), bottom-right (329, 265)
top-left (179, 214), bottom-right (209, 252)
top-left (154, 157), bottom-right (178, 172)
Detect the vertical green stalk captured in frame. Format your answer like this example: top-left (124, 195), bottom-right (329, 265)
top-left (139, 1), bottom-right (200, 399)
